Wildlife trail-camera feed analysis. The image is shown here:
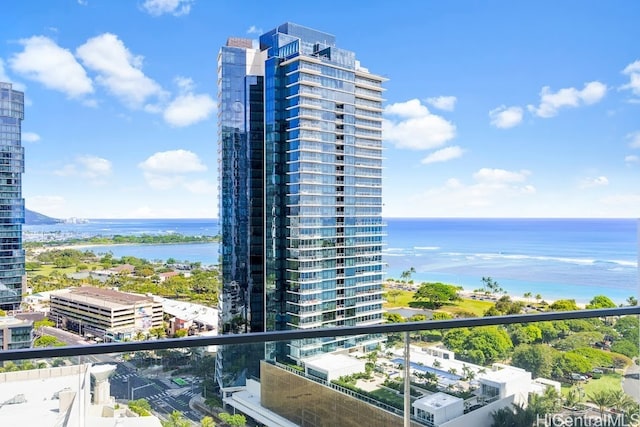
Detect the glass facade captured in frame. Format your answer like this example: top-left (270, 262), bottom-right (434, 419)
top-left (0, 82), bottom-right (25, 310)
top-left (217, 23), bottom-right (385, 390)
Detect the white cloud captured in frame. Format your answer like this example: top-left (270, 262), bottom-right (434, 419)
top-left (406, 167), bottom-right (536, 214)
top-left (54, 155), bottom-right (112, 181)
top-left (625, 155), bottom-right (639, 164)
top-left (620, 60), bottom-right (640, 97)
top-left (527, 81), bottom-right (607, 118)
top-left (76, 155), bottom-right (112, 178)
top-left (141, 0), bottom-right (193, 16)
top-left (26, 195), bottom-right (66, 217)
top-left (627, 131), bottom-right (640, 148)
top-left (9, 36), bottom-right (93, 98)
top-left (139, 149), bottom-right (206, 174)
top-left (383, 99), bottom-right (456, 150)
top-left (425, 95), bottom-right (457, 111)
top-left (76, 33), bottom-right (166, 108)
top-left (473, 168), bottom-right (530, 183)
top-left (139, 150), bottom-right (209, 192)
top-left (0, 59), bottom-right (26, 92)
top-left (247, 25), bottom-right (262, 35)
top-left (163, 77), bottom-right (215, 127)
top-left (421, 146), bottom-right (464, 164)
top-left (600, 193), bottom-right (640, 206)
top-left (580, 176), bottom-right (609, 188)
top-left (22, 132), bottom-right (41, 142)
top-left (489, 105), bottom-right (523, 129)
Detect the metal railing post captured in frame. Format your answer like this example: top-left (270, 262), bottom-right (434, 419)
top-left (404, 331), bottom-right (410, 427)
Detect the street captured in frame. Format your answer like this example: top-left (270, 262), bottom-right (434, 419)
top-left (108, 362), bottom-right (205, 423)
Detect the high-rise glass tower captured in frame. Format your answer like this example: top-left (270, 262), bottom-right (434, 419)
top-left (0, 83), bottom-right (25, 310)
top-left (217, 23), bottom-right (385, 392)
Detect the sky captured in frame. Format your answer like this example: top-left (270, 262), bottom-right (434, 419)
top-left (1, 0), bottom-right (639, 219)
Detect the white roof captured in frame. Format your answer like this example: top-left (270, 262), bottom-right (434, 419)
top-left (305, 353), bottom-right (364, 373)
top-left (413, 392), bottom-right (462, 410)
top-left (158, 297), bottom-right (218, 329)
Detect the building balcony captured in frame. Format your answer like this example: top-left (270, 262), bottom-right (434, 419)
top-left (0, 306), bottom-right (638, 427)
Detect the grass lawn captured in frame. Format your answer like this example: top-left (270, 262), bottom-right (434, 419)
top-left (26, 262), bottom-right (103, 277)
top-left (561, 373), bottom-right (623, 398)
top-left (384, 287), bottom-right (494, 317)
top-left (368, 387), bottom-right (404, 408)
top-left (437, 299), bottom-right (494, 317)
top-left (383, 289), bottom-right (415, 308)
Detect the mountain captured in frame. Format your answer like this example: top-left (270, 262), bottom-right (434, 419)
top-left (24, 208), bottom-right (62, 225)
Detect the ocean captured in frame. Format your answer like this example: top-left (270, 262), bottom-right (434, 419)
top-left (24, 218), bottom-right (639, 305)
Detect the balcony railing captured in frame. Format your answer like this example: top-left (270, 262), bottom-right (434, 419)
top-left (0, 306), bottom-right (638, 427)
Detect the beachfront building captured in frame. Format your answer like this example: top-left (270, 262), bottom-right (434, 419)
top-left (49, 287), bottom-right (163, 341)
top-left (0, 82), bottom-right (25, 310)
top-left (217, 23), bottom-right (386, 392)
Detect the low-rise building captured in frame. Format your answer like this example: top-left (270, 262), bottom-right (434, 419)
top-left (0, 316), bottom-right (33, 350)
top-left (49, 287), bottom-right (163, 341)
top-left (413, 392), bottom-right (464, 426)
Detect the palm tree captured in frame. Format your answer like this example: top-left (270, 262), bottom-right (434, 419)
top-left (588, 390), bottom-right (614, 419)
top-left (400, 267), bottom-right (416, 282)
top-left (201, 416), bottom-right (216, 427)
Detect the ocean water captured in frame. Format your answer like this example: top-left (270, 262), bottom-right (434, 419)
top-left (24, 218), bottom-right (639, 305)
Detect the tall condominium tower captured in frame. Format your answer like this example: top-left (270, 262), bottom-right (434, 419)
top-left (217, 23), bottom-right (385, 392)
top-left (0, 83), bottom-right (25, 310)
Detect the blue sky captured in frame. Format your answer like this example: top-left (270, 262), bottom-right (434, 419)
top-left (1, 0), bottom-right (639, 219)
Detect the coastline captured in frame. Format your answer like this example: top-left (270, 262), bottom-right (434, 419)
top-left (384, 280), bottom-right (587, 309)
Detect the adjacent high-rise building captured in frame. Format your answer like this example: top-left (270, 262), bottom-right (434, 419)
top-left (216, 23), bottom-right (386, 392)
top-left (0, 83), bottom-right (25, 310)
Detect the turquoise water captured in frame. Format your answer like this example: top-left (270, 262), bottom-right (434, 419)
top-left (25, 218), bottom-right (638, 305)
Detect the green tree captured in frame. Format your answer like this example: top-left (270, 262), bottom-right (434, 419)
top-left (588, 390), bottom-right (614, 420)
top-left (218, 413), bottom-right (246, 426)
top-left (481, 276), bottom-right (504, 295)
top-left (162, 410), bottom-right (190, 427)
top-left (128, 399), bottom-right (152, 416)
top-left (386, 289), bottom-right (402, 303)
top-left (400, 267), bottom-right (416, 282)
top-left (494, 296), bottom-right (525, 315)
top-left (586, 295), bottom-right (617, 309)
top-left (443, 326), bottom-right (513, 365)
top-left (413, 282), bottom-right (460, 308)
top-left (431, 312), bottom-right (453, 320)
top-left (25, 261), bottom-right (42, 271)
top-left (201, 416), bottom-right (215, 427)
top-left (509, 324), bottom-right (542, 345)
top-left (549, 299), bottom-right (579, 311)
top-left (34, 335), bottom-right (66, 348)
top-left (33, 318), bottom-right (55, 329)
top-left (560, 352), bottom-right (592, 376)
top-left (611, 340), bottom-right (639, 358)
top-left (529, 386), bottom-right (562, 416)
top-left (383, 312), bottom-right (405, 323)
top-left (511, 344), bottom-right (558, 378)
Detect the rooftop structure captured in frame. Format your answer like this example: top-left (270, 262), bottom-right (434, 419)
top-left (0, 363), bottom-right (162, 426)
top-left (412, 392), bottom-right (464, 426)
